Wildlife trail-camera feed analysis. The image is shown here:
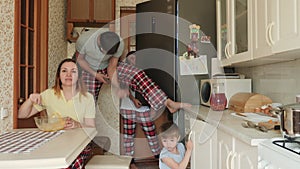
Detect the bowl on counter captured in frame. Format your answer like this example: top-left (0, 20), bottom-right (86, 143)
top-left (34, 116), bottom-right (65, 132)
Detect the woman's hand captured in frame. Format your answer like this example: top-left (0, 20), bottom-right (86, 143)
top-left (29, 93), bottom-right (42, 105)
top-left (64, 117), bottom-right (81, 129)
top-left (18, 93), bottom-right (41, 118)
top-left (95, 72), bottom-right (110, 84)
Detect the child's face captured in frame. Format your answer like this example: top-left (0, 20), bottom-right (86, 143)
top-left (161, 136), bottom-right (179, 152)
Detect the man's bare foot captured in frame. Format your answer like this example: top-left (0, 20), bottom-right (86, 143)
top-left (164, 98), bottom-right (192, 113)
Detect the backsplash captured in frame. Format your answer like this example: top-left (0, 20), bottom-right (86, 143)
top-left (236, 58), bottom-right (300, 105)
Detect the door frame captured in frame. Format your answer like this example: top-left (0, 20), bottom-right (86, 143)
top-left (13, 0), bottom-right (48, 128)
top-left (120, 6), bottom-right (136, 53)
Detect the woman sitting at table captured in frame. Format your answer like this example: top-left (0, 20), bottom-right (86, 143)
top-left (18, 58), bottom-right (96, 169)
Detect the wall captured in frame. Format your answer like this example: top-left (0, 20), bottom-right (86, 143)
top-left (0, 0), bottom-right (14, 133)
top-left (0, 0), bottom-right (68, 133)
top-left (236, 58), bottom-right (300, 105)
top-left (48, 0), bottom-right (68, 87)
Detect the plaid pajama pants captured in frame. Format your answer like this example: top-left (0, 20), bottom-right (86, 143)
top-left (82, 61), bottom-right (168, 111)
top-left (120, 109), bottom-right (161, 156)
top-left (64, 143), bottom-right (92, 169)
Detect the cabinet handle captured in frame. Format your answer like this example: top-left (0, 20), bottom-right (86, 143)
top-left (226, 151), bottom-right (233, 169)
top-left (225, 42), bottom-right (231, 59)
top-left (230, 152), bottom-right (237, 169)
top-left (225, 42), bottom-right (229, 59)
top-left (266, 23), bottom-right (272, 46)
top-left (268, 22), bottom-right (275, 45)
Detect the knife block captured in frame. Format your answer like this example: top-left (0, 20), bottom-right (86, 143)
top-left (228, 92), bottom-right (272, 113)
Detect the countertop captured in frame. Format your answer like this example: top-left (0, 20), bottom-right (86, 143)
top-left (186, 105), bottom-right (281, 146)
top-left (0, 128), bottom-right (97, 169)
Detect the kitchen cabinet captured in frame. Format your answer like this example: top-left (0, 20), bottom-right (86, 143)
top-left (251, 0), bottom-right (272, 59)
top-left (67, 0), bottom-right (115, 23)
top-left (267, 0), bottom-right (300, 54)
top-left (190, 119), bottom-right (217, 169)
top-left (190, 119), bottom-right (257, 169)
top-left (219, 0), bottom-right (300, 67)
top-left (218, 130), bottom-right (257, 169)
top-left (66, 0), bottom-right (115, 42)
top-left (253, 0), bottom-right (300, 60)
top-left (216, 0), bottom-right (252, 67)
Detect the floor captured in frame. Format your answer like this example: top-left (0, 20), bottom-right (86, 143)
top-left (131, 159), bottom-right (159, 169)
top-left (131, 158), bottom-right (191, 169)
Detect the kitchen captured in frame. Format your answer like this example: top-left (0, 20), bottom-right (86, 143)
top-left (1, 0), bottom-right (300, 169)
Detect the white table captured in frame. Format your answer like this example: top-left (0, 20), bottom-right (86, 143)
top-left (0, 128), bottom-right (97, 169)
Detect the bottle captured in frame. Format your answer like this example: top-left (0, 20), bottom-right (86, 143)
top-left (210, 82), bottom-right (227, 111)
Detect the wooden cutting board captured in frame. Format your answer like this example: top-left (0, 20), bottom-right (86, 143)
top-left (229, 92), bottom-right (272, 113)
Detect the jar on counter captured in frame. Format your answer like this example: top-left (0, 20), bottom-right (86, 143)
top-left (210, 82), bottom-right (227, 111)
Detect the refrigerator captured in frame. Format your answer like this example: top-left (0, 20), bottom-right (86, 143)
top-left (135, 0), bottom-right (216, 140)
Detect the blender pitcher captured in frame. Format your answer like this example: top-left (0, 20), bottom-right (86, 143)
top-left (210, 82), bottom-right (227, 111)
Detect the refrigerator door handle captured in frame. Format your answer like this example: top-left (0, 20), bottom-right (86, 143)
top-left (151, 16), bottom-right (156, 33)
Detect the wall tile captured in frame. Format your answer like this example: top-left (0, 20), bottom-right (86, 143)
top-left (236, 59), bottom-right (300, 104)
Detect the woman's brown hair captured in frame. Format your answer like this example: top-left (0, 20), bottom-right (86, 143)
top-left (52, 58), bottom-right (87, 98)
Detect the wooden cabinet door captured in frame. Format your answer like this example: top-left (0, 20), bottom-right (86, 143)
top-left (67, 0), bottom-right (115, 23)
top-left (93, 0), bottom-right (115, 22)
top-left (68, 0), bottom-right (90, 22)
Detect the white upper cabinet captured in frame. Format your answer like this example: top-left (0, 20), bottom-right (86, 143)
top-left (269, 0), bottom-right (300, 54)
top-left (217, 0), bottom-right (252, 66)
top-left (253, 0), bottom-right (300, 59)
top-left (219, 0), bottom-right (300, 66)
top-left (216, 0), bottom-right (230, 66)
top-left (252, 0), bottom-right (272, 59)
